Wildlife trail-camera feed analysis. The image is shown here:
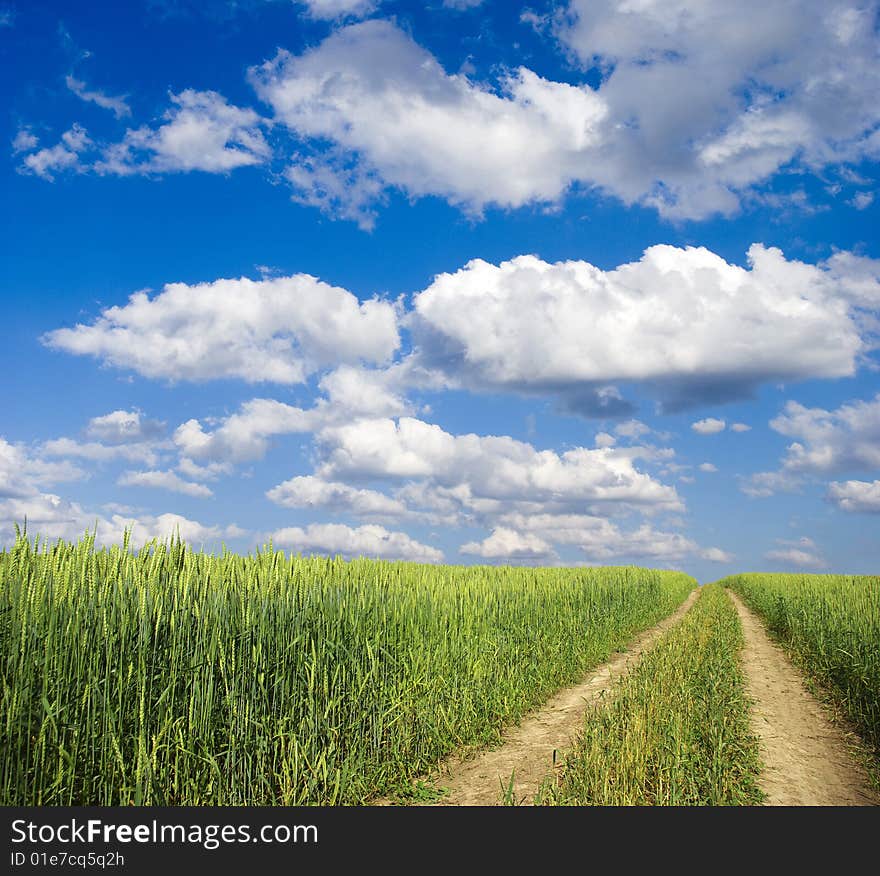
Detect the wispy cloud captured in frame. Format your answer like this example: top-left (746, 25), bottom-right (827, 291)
top-left (297, 0), bottom-right (378, 20)
top-left (11, 128), bottom-right (38, 153)
top-left (18, 124), bottom-right (92, 180)
top-left (66, 75), bottom-right (131, 119)
top-left (764, 537), bottom-right (827, 569)
top-left (271, 522), bottom-right (443, 563)
top-left (118, 469), bottom-right (213, 498)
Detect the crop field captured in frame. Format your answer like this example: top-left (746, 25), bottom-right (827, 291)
top-left (3, 531), bottom-right (878, 808)
top-left (0, 531), bottom-right (693, 806)
top-left (723, 573), bottom-right (880, 757)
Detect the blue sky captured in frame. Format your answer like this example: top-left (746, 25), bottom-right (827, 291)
top-left (2, 0), bottom-right (879, 580)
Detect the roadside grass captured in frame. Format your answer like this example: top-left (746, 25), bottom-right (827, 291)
top-left (538, 585), bottom-right (763, 806)
top-left (723, 573), bottom-right (880, 784)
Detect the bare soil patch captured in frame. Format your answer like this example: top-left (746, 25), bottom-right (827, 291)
top-left (729, 591), bottom-right (877, 806)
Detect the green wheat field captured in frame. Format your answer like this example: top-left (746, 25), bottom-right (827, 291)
top-left (1, 530), bottom-right (877, 806)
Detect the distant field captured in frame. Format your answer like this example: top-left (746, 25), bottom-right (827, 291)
top-left (0, 531), bottom-right (693, 805)
top-left (723, 572), bottom-right (880, 757)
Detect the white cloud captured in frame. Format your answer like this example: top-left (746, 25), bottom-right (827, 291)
top-left (270, 522), bottom-right (443, 563)
top-left (787, 536), bottom-right (818, 551)
top-left (827, 479), bottom-right (880, 513)
top-left (18, 4), bottom-right (880, 223)
top-left (770, 394), bottom-right (880, 475)
top-left (97, 90), bottom-right (269, 175)
top-left (821, 251), bottom-right (880, 311)
top-left (297, 0), bottom-right (377, 20)
top-left (102, 502), bottom-right (140, 516)
top-left (460, 527), bottom-right (555, 560)
top-left (764, 549), bottom-right (824, 568)
top-left (317, 416), bottom-right (683, 512)
top-left (173, 367), bottom-right (408, 465)
top-left (487, 510), bottom-right (728, 564)
top-left (66, 75), bottom-right (131, 119)
top-left (266, 475), bottom-right (406, 517)
top-left (691, 418), bottom-right (726, 435)
top-left (731, 422), bottom-right (752, 432)
top-left (241, 8), bottom-right (880, 223)
top-left (0, 492), bottom-right (88, 543)
top-left (701, 547), bottom-right (734, 563)
top-left (615, 419), bottom-right (651, 439)
top-left (43, 274), bottom-right (399, 384)
top-left (0, 438), bottom-right (84, 498)
top-left (410, 244), bottom-right (873, 412)
top-left (12, 128), bottom-right (38, 153)
top-left (36, 408), bottom-right (166, 472)
top-left (19, 124), bottom-right (91, 180)
top-left (740, 470), bottom-right (802, 498)
top-left (0, 492), bottom-right (111, 544)
top-left (389, 482), bottom-right (473, 528)
top-left (850, 191), bottom-right (874, 210)
top-left (589, 524), bottom-right (706, 562)
top-left (283, 151), bottom-right (386, 231)
top-left (0, 479), bottom-right (241, 549)
top-left (35, 246), bottom-right (880, 427)
top-left (179, 401), bottom-right (680, 539)
top-left (250, 20), bottom-right (608, 221)
top-left (594, 431), bottom-right (616, 448)
top-left (520, 10), bottom-right (549, 32)
top-left (177, 458), bottom-right (231, 481)
top-left (40, 437), bottom-right (160, 467)
top-left (118, 469), bottom-right (212, 498)
top-left (765, 537), bottom-right (827, 569)
top-left (317, 365), bottom-right (410, 419)
top-left (493, 512), bottom-right (620, 549)
top-left (62, 125), bottom-right (91, 152)
top-left (85, 409), bottom-right (165, 443)
top-left (127, 512), bottom-right (244, 545)
top-left (556, 0), bottom-right (880, 218)
top-left (174, 400), bottom-right (314, 463)
top-left (698, 463), bottom-right (718, 472)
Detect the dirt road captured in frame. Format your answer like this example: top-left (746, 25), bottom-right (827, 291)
top-left (421, 589), bottom-right (701, 806)
top-left (729, 591), bottom-right (877, 806)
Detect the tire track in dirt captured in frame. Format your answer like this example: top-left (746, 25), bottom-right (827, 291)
top-left (403, 588), bottom-right (701, 806)
top-left (729, 591), bottom-right (877, 806)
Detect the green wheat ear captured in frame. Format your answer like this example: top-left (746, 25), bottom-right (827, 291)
top-left (501, 770), bottom-right (518, 805)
